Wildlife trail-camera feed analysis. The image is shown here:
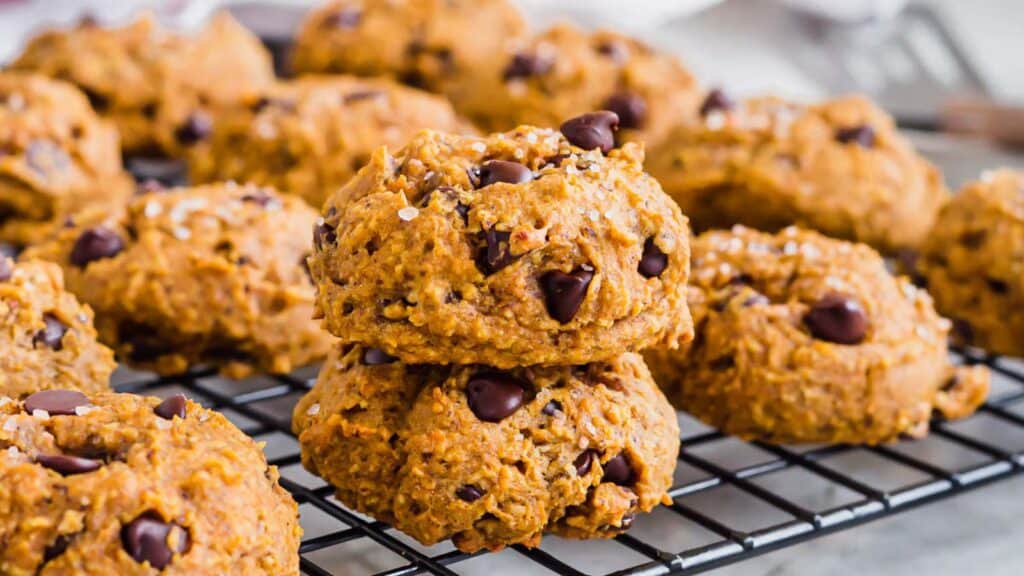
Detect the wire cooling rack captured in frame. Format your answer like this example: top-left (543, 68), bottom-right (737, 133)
top-left (107, 347), bottom-right (1024, 576)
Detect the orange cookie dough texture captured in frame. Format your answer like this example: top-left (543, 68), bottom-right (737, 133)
top-left (309, 119), bottom-right (693, 367)
top-left (294, 345), bottom-right (678, 552)
top-left (187, 75), bottom-right (469, 208)
top-left (0, 258), bottom-right (114, 399)
top-left (645, 226), bottom-right (988, 444)
top-left (0, 390), bottom-right (300, 575)
top-left (24, 183), bottom-right (330, 377)
top-left (921, 169), bottom-right (1024, 356)
top-left (291, 0), bottom-right (527, 95)
top-left (451, 23), bottom-right (701, 147)
top-left (11, 13), bottom-right (273, 156)
top-left (0, 73), bottom-right (133, 248)
top-left (646, 94), bottom-right (947, 253)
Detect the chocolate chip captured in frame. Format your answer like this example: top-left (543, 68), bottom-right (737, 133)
top-left (540, 269), bottom-right (594, 323)
top-left (33, 314), bottom-right (67, 351)
top-left (35, 453), bottom-right (102, 475)
top-left (361, 347), bottom-right (398, 365)
top-left (603, 92), bottom-right (647, 130)
top-left (455, 484), bottom-right (484, 502)
top-left (959, 230), bottom-right (987, 248)
top-left (952, 318), bottom-right (974, 345)
top-left (541, 153), bottom-right (571, 170)
top-left (835, 125), bottom-right (875, 148)
top-left (343, 89), bottom-right (385, 104)
top-left (241, 190), bottom-right (276, 207)
top-left (323, 7), bottom-right (361, 28)
top-left (466, 371), bottom-right (527, 423)
top-left (574, 450), bottom-right (598, 476)
top-left (986, 277), bottom-right (1010, 294)
top-left (699, 88), bottom-right (733, 117)
top-left (455, 202), bottom-right (470, 224)
top-left (313, 220), bottom-right (336, 250)
top-left (121, 513), bottom-right (189, 569)
top-left (174, 112), bottom-right (213, 145)
top-left (803, 294), bottom-right (868, 345)
top-left (542, 400), bottom-right (562, 416)
top-left (43, 534), bottom-right (71, 563)
top-left (0, 242), bottom-right (21, 260)
top-left (596, 40), bottom-right (629, 63)
top-left (602, 454), bottom-right (634, 486)
top-left (638, 238), bottom-right (668, 278)
top-left (476, 229), bottom-right (513, 275)
top-left (82, 88), bottom-right (108, 112)
top-left (476, 160), bottom-right (533, 188)
top-left (154, 394), bottom-right (187, 420)
top-left (24, 389), bottom-right (90, 416)
top-left (0, 258), bottom-right (11, 282)
top-left (70, 227), bottom-right (124, 267)
top-left (560, 111), bottom-right (619, 154)
top-left (503, 52), bottom-right (554, 81)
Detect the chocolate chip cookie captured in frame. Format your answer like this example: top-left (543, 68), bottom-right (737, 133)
top-left (12, 13), bottom-right (274, 156)
top-left (0, 390), bottom-right (300, 575)
top-left (309, 114), bottom-right (693, 367)
top-left (187, 75), bottom-right (469, 208)
top-left (646, 94), bottom-right (948, 253)
top-left (450, 23), bottom-right (702, 148)
top-left (23, 183), bottom-right (330, 377)
top-left (0, 258), bottom-right (114, 399)
top-left (921, 169), bottom-right (1024, 356)
top-left (294, 344), bottom-right (678, 552)
top-left (645, 226), bottom-right (989, 444)
top-left (0, 72), bottom-right (133, 248)
top-left (291, 0), bottom-right (527, 95)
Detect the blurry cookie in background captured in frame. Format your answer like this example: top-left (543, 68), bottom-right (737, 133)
top-left (187, 75), bottom-right (469, 208)
top-left (646, 93), bottom-right (947, 254)
top-left (11, 12), bottom-right (274, 157)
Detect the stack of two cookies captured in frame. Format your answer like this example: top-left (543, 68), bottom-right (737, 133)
top-left (294, 112), bottom-right (692, 551)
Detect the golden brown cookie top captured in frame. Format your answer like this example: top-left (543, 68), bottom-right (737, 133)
top-left (0, 390), bottom-right (300, 574)
top-left (310, 115), bottom-right (693, 367)
top-left (0, 258), bottom-right (114, 399)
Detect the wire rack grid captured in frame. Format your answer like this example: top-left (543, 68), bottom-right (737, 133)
top-left (108, 347), bottom-right (1024, 576)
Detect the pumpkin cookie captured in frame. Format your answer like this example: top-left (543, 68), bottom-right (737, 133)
top-left (309, 113), bottom-right (693, 367)
top-left (0, 390), bottom-right (300, 575)
top-left (645, 226), bottom-right (988, 444)
top-left (294, 345), bottom-right (678, 552)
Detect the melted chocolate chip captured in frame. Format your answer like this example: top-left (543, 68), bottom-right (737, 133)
top-left (24, 389), bottom-right (90, 415)
top-left (542, 400), bottom-right (562, 416)
top-left (174, 112), bottom-right (213, 145)
top-left (602, 454), bottom-right (635, 486)
top-left (313, 220), bottom-right (337, 250)
top-left (540, 269), bottom-right (594, 323)
top-left (803, 294), bottom-right (868, 345)
top-left (503, 52), bottom-right (554, 81)
top-left (574, 450), bottom-right (598, 476)
top-left (835, 125), bottom-right (875, 148)
top-left (0, 258), bottom-right (11, 282)
top-left (476, 160), bottom-right (533, 188)
top-left (603, 92), bottom-right (647, 130)
top-left (455, 484), bottom-right (484, 502)
top-left (323, 7), bottom-right (361, 28)
top-left (699, 88), bottom-right (733, 117)
top-left (638, 238), bottom-right (668, 278)
top-left (361, 347), bottom-right (398, 365)
top-left (121, 513), bottom-right (189, 569)
top-left (70, 227), bottom-right (124, 267)
top-left (33, 314), bottom-right (67, 351)
top-left (476, 229), bottom-right (513, 275)
top-left (154, 394), bottom-right (187, 420)
top-left (466, 371), bottom-right (527, 423)
top-left (36, 453), bottom-right (102, 475)
top-left (560, 111), bottom-right (619, 153)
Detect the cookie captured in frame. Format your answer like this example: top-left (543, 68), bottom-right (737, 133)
top-left (0, 258), bottom-right (114, 399)
top-left (187, 75), bottom-right (469, 208)
top-left (23, 183), bottom-right (330, 377)
top-left (644, 226), bottom-right (989, 444)
top-left (12, 13), bottom-right (273, 156)
top-left (646, 94), bottom-right (947, 253)
top-left (290, 0), bottom-right (527, 94)
top-left (0, 390), bottom-right (300, 575)
top-left (294, 344), bottom-right (679, 552)
top-left (309, 114), bottom-right (693, 367)
top-left (0, 72), bottom-right (133, 248)
top-left (450, 23), bottom-right (701, 147)
top-left (921, 169), bottom-right (1024, 356)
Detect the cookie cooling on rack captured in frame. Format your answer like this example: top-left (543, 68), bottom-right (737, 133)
top-left (645, 226), bottom-right (989, 444)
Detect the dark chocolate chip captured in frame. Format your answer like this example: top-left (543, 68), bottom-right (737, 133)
top-left (540, 269), bottom-right (594, 323)
top-left (0, 258), bottom-right (11, 282)
top-left (313, 220), bottom-right (337, 250)
top-left (834, 125), bottom-right (875, 148)
top-left (503, 52), bottom-right (554, 81)
top-left (638, 238), bottom-right (668, 278)
top-left (699, 88), bottom-right (733, 117)
top-left (986, 277), bottom-right (1009, 294)
top-left (121, 513), bottom-right (189, 569)
top-left (803, 294), bottom-right (868, 345)
top-left (323, 7), bottom-right (361, 28)
top-left (241, 190), bottom-right (277, 207)
top-left (43, 534), bottom-right (71, 563)
top-left (560, 111), bottom-right (619, 154)
top-left (476, 229), bottom-right (513, 275)
top-left (542, 400), bottom-right (562, 416)
top-left (174, 112), bottom-right (213, 145)
top-left (154, 394), bottom-right (187, 420)
top-left (466, 371), bottom-right (527, 423)
top-left (476, 160), bottom-right (533, 188)
top-left (596, 40), bottom-right (629, 63)
top-left (541, 153), bottom-right (571, 169)
top-left (952, 318), bottom-right (974, 345)
top-left (361, 347), bottom-right (398, 365)
top-left (603, 92), bottom-right (647, 130)
top-left (0, 242), bottom-right (21, 260)
top-left (455, 202), bottom-right (470, 224)
top-left (455, 484), bottom-right (484, 502)
top-left (35, 453), bottom-right (102, 475)
top-left (82, 87), bottom-right (108, 112)
top-left (574, 450), bottom-right (598, 476)
top-left (70, 227), bottom-right (124, 267)
top-left (343, 89), bottom-right (385, 104)
top-left (24, 389), bottom-right (90, 416)
top-left (602, 453), bottom-right (635, 486)
top-left (33, 314), bottom-right (67, 351)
